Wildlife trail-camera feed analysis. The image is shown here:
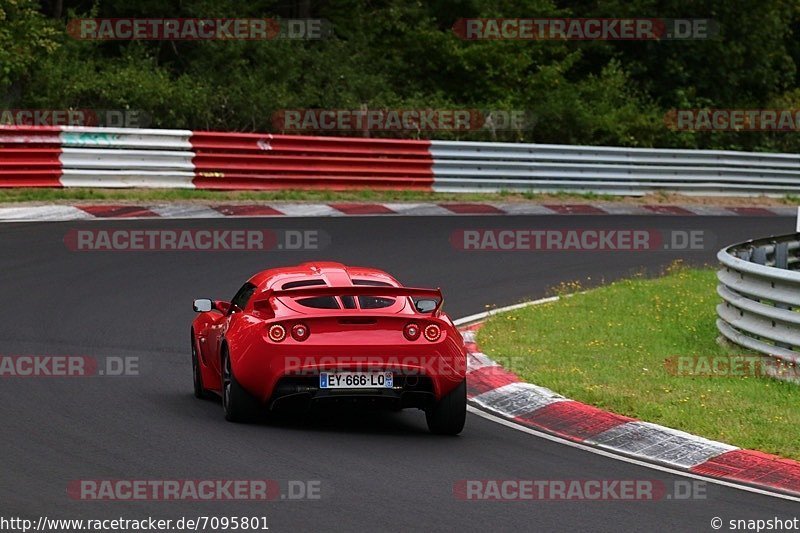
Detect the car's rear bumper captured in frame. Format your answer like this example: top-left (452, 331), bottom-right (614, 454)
top-left (268, 374), bottom-right (437, 411)
top-left (230, 341), bottom-right (466, 406)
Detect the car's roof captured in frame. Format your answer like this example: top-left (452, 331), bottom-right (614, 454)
top-left (247, 262), bottom-right (401, 290)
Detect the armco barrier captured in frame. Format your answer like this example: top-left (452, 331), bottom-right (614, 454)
top-left (0, 126), bottom-right (195, 188)
top-left (717, 234), bottom-right (800, 382)
top-left (2, 125), bottom-right (800, 194)
top-left (191, 132), bottom-right (433, 190)
top-left (0, 126), bottom-right (63, 187)
top-left (430, 141), bottom-right (800, 195)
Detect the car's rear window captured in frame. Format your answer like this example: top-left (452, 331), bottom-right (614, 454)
top-left (352, 279), bottom-right (392, 287)
top-left (296, 296), bottom-right (340, 309)
top-left (358, 296), bottom-right (395, 309)
top-left (294, 295), bottom-right (396, 310)
top-left (282, 279), bottom-right (326, 290)
top-left (285, 278), bottom-right (399, 310)
top-left (352, 279), bottom-right (396, 308)
top-left (281, 280), bottom-right (337, 308)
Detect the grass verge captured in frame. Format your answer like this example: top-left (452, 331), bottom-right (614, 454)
top-left (0, 188), bottom-right (616, 204)
top-left (0, 188), bottom-right (796, 206)
top-left (477, 264), bottom-right (800, 460)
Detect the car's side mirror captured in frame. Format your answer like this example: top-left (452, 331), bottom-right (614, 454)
top-left (415, 298), bottom-right (438, 313)
top-left (192, 298), bottom-right (213, 313)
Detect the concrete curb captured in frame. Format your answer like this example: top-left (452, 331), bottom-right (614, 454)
top-left (0, 202), bottom-right (795, 222)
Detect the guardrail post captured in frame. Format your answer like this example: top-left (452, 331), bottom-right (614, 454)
top-left (775, 242), bottom-right (789, 270)
top-left (751, 246), bottom-right (767, 265)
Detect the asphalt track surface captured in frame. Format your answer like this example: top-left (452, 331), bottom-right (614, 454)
top-left (1, 214), bottom-right (798, 532)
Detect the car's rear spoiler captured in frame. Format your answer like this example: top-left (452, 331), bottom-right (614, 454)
top-left (252, 286), bottom-right (443, 315)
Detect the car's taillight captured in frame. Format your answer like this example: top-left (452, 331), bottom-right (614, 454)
top-left (423, 324), bottom-right (441, 342)
top-left (403, 322), bottom-right (421, 341)
top-left (268, 324), bottom-right (286, 342)
top-left (291, 323), bottom-right (310, 341)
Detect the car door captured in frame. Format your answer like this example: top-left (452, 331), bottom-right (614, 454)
top-left (195, 306), bottom-right (227, 391)
top-left (216, 282), bottom-right (258, 369)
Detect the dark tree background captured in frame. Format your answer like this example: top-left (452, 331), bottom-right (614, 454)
top-left (1, 0), bottom-right (799, 151)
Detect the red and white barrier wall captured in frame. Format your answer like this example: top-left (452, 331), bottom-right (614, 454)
top-left (4, 125), bottom-right (800, 195)
top-left (0, 126), bottom-right (64, 187)
top-left (0, 126), bottom-right (435, 190)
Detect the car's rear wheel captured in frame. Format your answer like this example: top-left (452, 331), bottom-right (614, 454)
top-left (222, 347), bottom-right (261, 423)
top-left (191, 334), bottom-right (210, 400)
top-left (426, 379), bottom-right (467, 435)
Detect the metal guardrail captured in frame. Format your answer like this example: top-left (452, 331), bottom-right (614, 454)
top-left (3, 125), bottom-right (800, 194)
top-left (430, 141), bottom-right (800, 196)
top-left (0, 126), bottom-right (434, 190)
top-left (717, 234), bottom-right (800, 381)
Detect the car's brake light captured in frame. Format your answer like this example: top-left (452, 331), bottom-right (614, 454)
top-left (268, 324), bottom-right (286, 342)
top-left (291, 323), bottom-right (310, 341)
top-left (403, 322), bottom-right (421, 341)
top-left (423, 324), bottom-right (441, 342)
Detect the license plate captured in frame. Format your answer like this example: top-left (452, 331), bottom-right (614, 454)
top-left (319, 371), bottom-right (393, 389)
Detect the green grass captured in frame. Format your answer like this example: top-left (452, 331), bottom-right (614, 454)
top-left (0, 188), bottom-right (798, 205)
top-left (0, 188), bottom-right (617, 204)
top-left (477, 264), bottom-right (800, 460)
top-left (520, 190), bottom-right (617, 201)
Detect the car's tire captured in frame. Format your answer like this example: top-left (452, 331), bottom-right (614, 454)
top-left (222, 346), bottom-right (261, 423)
top-left (191, 334), bottom-right (211, 400)
top-left (426, 379), bottom-right (467, 435)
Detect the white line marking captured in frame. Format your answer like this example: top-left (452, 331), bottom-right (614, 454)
top-left (681, 205), bottom-right (736, 216)
top-left (472, 382), bottom-right (567, 415)
top-left (383, 203), bottom-right (452, 216)
top-left (594, 204), bottom-right (651, 216)
top-left (271, 204), bottom-right (342, 217)
top-left (466, 351), bottom-right (498, 371)
top-left (0, 205), bottom-right (93, 221)
top-left (586, 420), bottom-right (739, 469)
top-left (494, 203), bottom-right (558, 215)
top-left (454, 296), bottom-right (560, 327)
top-left (149, 204), bottom-right (225, 218)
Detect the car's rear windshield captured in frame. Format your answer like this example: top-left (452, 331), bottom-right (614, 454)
top-left (288, 278), bottom-right (397, 310)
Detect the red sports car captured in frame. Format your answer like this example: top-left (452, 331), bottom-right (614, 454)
top-left (191, 262), bottom-right (467, 434)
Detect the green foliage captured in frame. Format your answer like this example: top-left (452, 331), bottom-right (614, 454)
top-left (3, 0), bottom-right (800, 150)
top-left (0, 0), bottom-right (59, 87)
